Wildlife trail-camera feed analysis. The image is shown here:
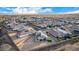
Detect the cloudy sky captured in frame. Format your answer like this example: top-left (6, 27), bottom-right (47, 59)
top-left (0, 7), bottom-right (79, 14)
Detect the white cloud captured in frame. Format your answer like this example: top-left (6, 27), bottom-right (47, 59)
top-left (10, 7), bottom-right (53, 14)
top-left (63, 10), bottom-right (79, 14)
top-left (1, 11), bottom-right (9, 14)
top-left (6, 8), bottom-right (13, 10)
top-left (44, 8), bottom-right (52, 12)
top-left (11, 7), bottom-right (38, 14)
top-left (38, 8), bottom-right (53, 13)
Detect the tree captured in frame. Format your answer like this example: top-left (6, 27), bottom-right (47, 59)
top-left (47, 24), bottom-right (54, 28)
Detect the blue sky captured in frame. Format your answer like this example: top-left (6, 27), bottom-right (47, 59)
top-left (0, 7), bottom-right (79, 14)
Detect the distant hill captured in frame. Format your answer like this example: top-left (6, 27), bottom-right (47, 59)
top-left (0, 13), bottom-right (79, 18)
